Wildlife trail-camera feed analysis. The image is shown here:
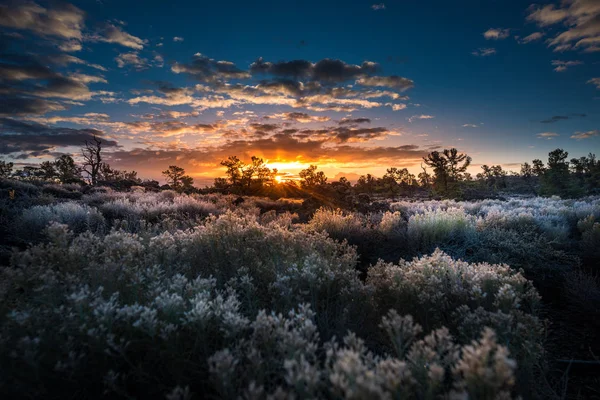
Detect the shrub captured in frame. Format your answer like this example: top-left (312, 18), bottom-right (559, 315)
top-left (367, 249), bottom-right (544, 392)
top-left (16, 202), bottom-right (105, 239)
top-left (407, 208), bottom-right (476, 252)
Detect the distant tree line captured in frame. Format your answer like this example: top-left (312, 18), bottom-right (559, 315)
top-left (1, 146), bottom-right (598, 199)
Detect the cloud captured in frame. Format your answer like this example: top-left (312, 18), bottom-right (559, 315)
top-left (541, 115), bottom-right (569, 123)
top-left (0, 97), bottom-right (66, 116)
top-left (173, 36), bottom-right (184, 42)
top-left (0, 1), bottom-right (85, 50)
top-left (356, 75), bottom-right (414, 90)
top-left (339, 117), bottom-right (371, 125)
top-left (588, 77), bottom-right (600, 89)
top-left (0, 54), bottom-right (108, 103)
top-left (172, 53), bottom-right (250, 82)
top-left (484, 28), bottom-right (510, 40)
top-left (551, 60), bottom-right (583, 72)
top-left (462, 124), bottom-right (478, 128)
top-left (471, 47), bottom-right (496, 56)
top-left (526, 1), bottom-right (600, 53)
top-left (518, 32), bottom-right (545, 43)
top-left (0, 117), bottom-right (118, 156)
top-left (372, 3), bottom-right (386, 10)
top-left (115, 52), bottom-right (151, 70)
top-left (266, 112), bottom-right (331, 123)
top-left (408, 114), bottom-right (435, 123)
top-left (91, 23), bottom-right (147, 50)
top-left (250, 57), bottom-right (381, 83)
top-left (571, 130), bottom-right (599, 139)
top-left (537, 132), bottom-right (559, 139)
top-left (44, 54), bottom-right (107, 71)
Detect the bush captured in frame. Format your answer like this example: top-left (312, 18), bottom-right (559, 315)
top-left (0, 217), bottom-right (542, 398)
top-left (16, 202), bottom-right (105, 239)
top-left (367, 249), bottom-right (544, 393)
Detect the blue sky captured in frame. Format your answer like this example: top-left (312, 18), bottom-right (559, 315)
top-left (0, 0), bottom-right (598, 183)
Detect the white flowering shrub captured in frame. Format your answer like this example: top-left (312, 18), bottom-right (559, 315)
top-left (17, 202), bottom-right (106, 238)
top-left (207, 307), bottom-right (520, 400)
top-left (0, 211), bottom-right (542, 398)
top-left (367, 249), bottom-right (543, 391)
top-left (406, 207), bottom-right (477, 251)
top-left (5, 191), bottom-right (597, 399)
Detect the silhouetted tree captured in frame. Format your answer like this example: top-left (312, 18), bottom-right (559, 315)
top-left (0, 160), bottom-right (14, 178)
top-left (38, 161), bottom-right (57, 181)
top-left (54, 155), bottom-right (81, 183)
top-left (423, 148), bottom-right (471, 194)
top-left (162, 165), bottom-right (194, 191)
top-left (221, 156), bottom-right (244, 186)
top-left (299, 165), bottom-right (327, 188)
top-left (541, 149), bottom-right (575, 196)
top-left (356, 174), bottom-right (376, 195)
top-left (82, 135), bottom-right (103, 185)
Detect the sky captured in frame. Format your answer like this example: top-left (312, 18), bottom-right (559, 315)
top-left (0, 0), bottom-right (599, 185)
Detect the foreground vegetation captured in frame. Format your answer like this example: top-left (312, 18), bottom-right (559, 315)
top-left (0, 178), bottom-right (599, 399)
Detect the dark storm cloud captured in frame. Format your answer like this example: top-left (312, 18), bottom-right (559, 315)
top-left (0, 96), bottom-right (66, 116)
top-left (330, 126), bottom-right (389, 143)
top-left (249, 57), bottom-right (381, 83)
top-left (249, 58), bottom-right (313, 78)
top-left (0, 52), bottom-right (108, 112)
top-left (171, 53), bottom-right (250, 82)
top-left (0, 117), bottom-right (118, 155)
top-left (295, 126), bottom-right (392, 143)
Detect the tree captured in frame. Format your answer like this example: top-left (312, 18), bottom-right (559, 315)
top-left (38, 161), bottom-right (57, 181)
top-left (520, 162), bottom-right (537, 195)
top-left (479, 165), bottom-right (506, 190)
top-left (531, 159), bottom-right (546, 176)
top-left (443, 148), bottom-right (471, 181)
top-left (82, 135), bottom-right (103, 185)
top-left (541, 148), bottom-right (575, 196)
top-left (423, 148), bottom-right (471, 194)
top-left (383, 167), bottom-right (417, 196)
top-left (221, 156), bottom-right (244, 185)
top-left (356, 174), bottom-right (376, 195)
top-left (54, 155), bottom-right (80, 183)
top-left (162, 165), bottom-right (193, 190)
top-left (299, 165), bottom-right (327, 188)
top-left (0, 160), bottom-right (14, 178)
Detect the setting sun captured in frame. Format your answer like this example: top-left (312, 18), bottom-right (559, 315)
top-left (275, 175), bottom-right (283, 183)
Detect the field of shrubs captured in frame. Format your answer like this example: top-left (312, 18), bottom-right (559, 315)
top-left (1, 180), bottom-right (599, 399)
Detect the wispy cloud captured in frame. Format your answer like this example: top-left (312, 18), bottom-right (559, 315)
top-left (541, 114), bottom-right (586, 123)
top-left (471, 47), bottom-right (496, 56)
top-left (518, 32), bottom-right (545, 44)
top-left (462, 124), bottom-right (478, 128)
top-left (571, 130), bottom-right (599, 140)
top-left (537, 132), bottom-right (559, 139)
top-left (371, 3), bottom-right (386, 10)
top-left (409, 115), bottom-right (435, 123)
top-left (484, 28), bottom-right (510, 40)
top-left (526, 2), bottom-right (600, 53)
top-left (91, 23), bottom-right (147, 50)
top-left (551, 60), bottom-right (583, 72)
top-left (173, 36), bottom-right (184, 42)
top-left (588, 78), bottom-right (600, 89)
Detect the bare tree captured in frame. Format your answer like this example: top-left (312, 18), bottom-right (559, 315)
top-left (82, 135), bottom-right (103, 185)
